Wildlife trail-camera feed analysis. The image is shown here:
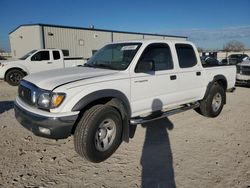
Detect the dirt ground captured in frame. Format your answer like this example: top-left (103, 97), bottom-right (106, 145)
top-left (0, 80), bottom-right (249, 188)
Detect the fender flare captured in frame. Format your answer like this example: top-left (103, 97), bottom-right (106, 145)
top-left (4, 65), bottom-right (29, 79)
top-left (72, 89), bottom-right (131, 142)
top-left (72, 89), bottom-right (131, 115)
top-left (203, 74), bottom-right (227, 104)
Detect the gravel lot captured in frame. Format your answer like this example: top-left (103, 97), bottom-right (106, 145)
top-left (0, 80), bottom-right (249, 188)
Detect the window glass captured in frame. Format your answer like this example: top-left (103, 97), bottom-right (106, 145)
top-left (85, 43), bottom-right (141, 70)
top-left (31, 51), bottom-right (50, 61)
top-left (175, 44), bottom-right (197, 68)
top-left (136, 43), bottom-right (173, 72)
top-left (53, 51), bottom-right (60, 60)
top-left (19, 50), bottom-right (37, 60)
top-left (62, 49), bottom-right (69, 57)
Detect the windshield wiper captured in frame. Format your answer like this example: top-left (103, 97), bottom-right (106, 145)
top-left (86, 63), bottom-right (117, 70)
top-left (84, 62), bottom-right (118, 70)
top-left (94, 63), bottom-right (119, 70)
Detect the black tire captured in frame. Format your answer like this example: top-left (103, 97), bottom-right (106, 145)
top-left (74, 105), bottom-right (122, 163)
top-left (5, 69), bottom-right (25, 86)
top-left (196, 84), bottom-right (225, 117)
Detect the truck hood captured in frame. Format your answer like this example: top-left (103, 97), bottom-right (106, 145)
top-left (238, 60), bottom-right (250, 66)
top-left (0, 59), bottom-right (25, 65)
top-left (23, 67), bottom-right (119, 90)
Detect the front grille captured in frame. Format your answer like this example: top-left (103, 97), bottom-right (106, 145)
top-left (18, 84), bottom-right (32, 104)
top-left (241, 66), bottom-right (250, 75)
top-left (241, 71), bottom-right (250, 75)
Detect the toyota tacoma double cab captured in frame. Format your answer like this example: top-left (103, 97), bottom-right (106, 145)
top-left (14, 40), bottom-right (236, 162)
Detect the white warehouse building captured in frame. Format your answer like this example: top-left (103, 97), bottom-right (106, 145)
top-left (9, 23), bottom-right (187, 59)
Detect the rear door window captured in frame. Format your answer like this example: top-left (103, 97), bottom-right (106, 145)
top-left (175, 44), bottom-right (197, 68)
top-left (53, 51), bottom-right (61, 60)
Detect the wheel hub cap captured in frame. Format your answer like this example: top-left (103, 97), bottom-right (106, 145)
top-left (10, 73), bottom-right (21, 84)
top-left (212, 93), bottom-right (222, 112)
top-left (95, 119), bottom-right (116, 152)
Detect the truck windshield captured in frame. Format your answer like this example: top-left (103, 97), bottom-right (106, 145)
top-left (19, 50), bottom-right (37, 60)
top-left (84, 43), bottom-right (142, 70)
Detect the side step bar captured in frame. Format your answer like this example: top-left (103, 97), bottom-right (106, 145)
top-left (130, 102), bottom-right (200, 125)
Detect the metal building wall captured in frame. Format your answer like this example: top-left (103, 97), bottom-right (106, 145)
top-left (10, 24), bottom-right (187, 59)
top-left (81, 30), bottom-right (112, 58)
top-left (113, 32), bottom-right (143, 42)
top-left (144, 35), bottom-right (187, 41)
top-left (44, 26), bottom-right (84, 57)
top-left (44, 26), bottom-right (112, 58)
top-left (143, 35), bottom-right (164, 40)
top-left (9, 25), bottom-right (43, 58)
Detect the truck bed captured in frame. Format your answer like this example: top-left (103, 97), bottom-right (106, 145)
top-left (204, 65), bottom-right (236, 90)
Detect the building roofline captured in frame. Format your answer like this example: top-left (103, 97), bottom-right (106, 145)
top-left (9, 23), bottom-right (187, 39)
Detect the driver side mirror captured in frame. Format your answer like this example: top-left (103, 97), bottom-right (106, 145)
top-left (136, 59), bottom-right (155, 73)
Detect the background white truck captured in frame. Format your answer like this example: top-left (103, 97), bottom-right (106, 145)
top-left (0, 49), bottom-right (86, 86)
top-left (14, 40), bottom-right (236, 162)
top-left (236, 60), bottom-right (250, 85)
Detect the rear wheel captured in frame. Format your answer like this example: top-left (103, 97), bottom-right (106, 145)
top-left (5, 69), bottom-right (25, 86)
top-left (74, 105), bottom-right (122, 163)
top-left (196, 84), bottom-right (225, 117)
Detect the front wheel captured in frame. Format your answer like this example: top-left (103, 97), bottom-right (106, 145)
top-left (196, 84), bottom-right (226, 117)
top-left (74, 105), bottom-right (122, 163)
top-left (5, 69), bottom-right (25, 86)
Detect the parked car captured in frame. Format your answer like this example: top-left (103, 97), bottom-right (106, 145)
top-left (0, 55), bottom-right (6, 60)
top-left (14, 40), bottom-right (236, 163)
top-left (201, 56), bottom-right (222, 67)
top-left (221, 54), bottom-right (249, 65)
top-left (0, 49), bottom-right (86, 86)
top-left (236, 60), bottom-right (250, 85)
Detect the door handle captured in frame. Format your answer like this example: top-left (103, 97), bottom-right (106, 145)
top-left (170, 75), bottom-right (177, 80)
top-left (47, 62), bottom-right (53, 64)
top-left (134, 80), bottom-right (148, 83)
top-left (196, 71), bottom-right (201, 76)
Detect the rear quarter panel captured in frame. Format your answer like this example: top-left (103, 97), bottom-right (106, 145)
top-left (204, 65), bottom-right (236, 89)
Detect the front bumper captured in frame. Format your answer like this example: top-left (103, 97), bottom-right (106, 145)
top-left (237, 74), bottom-right (250, 80)
top-left (14, 101), bottom-right (79, 139)
top-left (0, 69), bottom-right (5, 80)
top-left (236, 74), bottom-right (250, 84)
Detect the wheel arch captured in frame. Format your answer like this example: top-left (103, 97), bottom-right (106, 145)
top-left (204, 74), bottom-right (227, 104)
top-left (4, 67), bottom-right (27, 81)
top-left (71, 89), bottom-right (131, 142)
top-left (213, 75), bottom-right (227, 90)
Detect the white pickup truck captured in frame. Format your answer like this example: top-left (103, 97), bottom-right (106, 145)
top-left (0, 49), bottom-right (86, 86)
top-left (14, 40), bottom-right (236, 163)
top-left (236, 60), bottom-right (250, 85)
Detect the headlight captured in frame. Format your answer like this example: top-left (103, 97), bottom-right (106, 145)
top-left (37, 92), bottom-right (65, 109)
top-left (37, 92), bottom-right (51, 109)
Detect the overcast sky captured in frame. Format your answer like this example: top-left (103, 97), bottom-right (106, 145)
top-left (1, 0), bottom-right (250, 51)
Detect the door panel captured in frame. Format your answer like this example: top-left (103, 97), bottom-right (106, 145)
top-left (131, 70), bottom-right (179, 116)
top-left (130, 43), bottom-right (180, 116)
top-left (27, 51), bottom-right (63, 73)
top-left (174, 43), bottom-right (206, 103)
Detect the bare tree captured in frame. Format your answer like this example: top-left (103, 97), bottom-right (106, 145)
top-left (197, 47), bottom-right (204, 53)
top-left (223, 40), bottom-right (245, 52)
